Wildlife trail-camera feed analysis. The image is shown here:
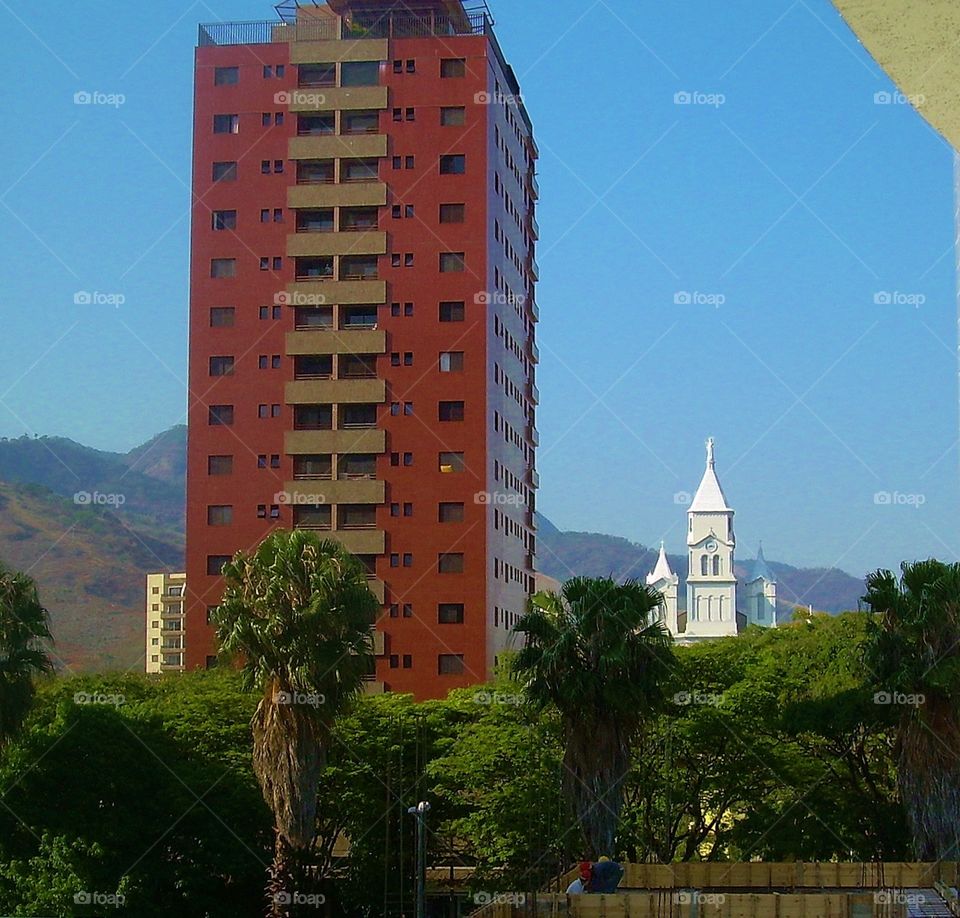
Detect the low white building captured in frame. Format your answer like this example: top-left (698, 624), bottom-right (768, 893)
top-left (647, 439), bottom-right (777, 642)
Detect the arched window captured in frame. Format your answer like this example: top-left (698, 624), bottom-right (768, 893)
top-left (712, 555), bottom-right (721, 576)
top-left (718, 596), bottom-right (724, 621)
top-left (700, 555), bottom-right (709, 576)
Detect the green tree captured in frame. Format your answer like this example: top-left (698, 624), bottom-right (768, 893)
top-left (0, 672), bottom-right (270, 916)
top-left (864, 560), bottom-right (960, 860)
top-left (214, 531), bottom-right (379, 916)
top-left (0, 562), bottom-right (52, 745)
top-left (513, 577), bottom-right (674, 857)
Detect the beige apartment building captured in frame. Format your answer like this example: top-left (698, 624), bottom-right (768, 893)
top-left (145, 572), bottom-right (187, 673)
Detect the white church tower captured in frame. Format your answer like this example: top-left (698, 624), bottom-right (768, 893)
top-left (685, 438), bottom-right (739, 639)
top-left (742, 543), bottom-right (778, 628)
top-left (646, 541), bottom-right (679, 633)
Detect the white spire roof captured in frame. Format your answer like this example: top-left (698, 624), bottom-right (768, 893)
top-left (689, 437), bottom-right (733, 513)
top-left (646, 541), bottom-right (674, 584)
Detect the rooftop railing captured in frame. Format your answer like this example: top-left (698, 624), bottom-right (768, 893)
top-left (198, 10), bottom-right (489, 46)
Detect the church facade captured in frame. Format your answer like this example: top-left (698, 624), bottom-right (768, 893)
top-left (646, 439), bottom-right (777, 642)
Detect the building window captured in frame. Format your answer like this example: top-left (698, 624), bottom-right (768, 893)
top-left (212, 210), bottom-right (237, 231)
top-left (343, 110), bottom-right (380, 134)
top-left (294, 455), bottom-right (332, 480)
top-left (207, 555), bottom-right (231, 576)
top-left (438, 654), bottom-right (465, 675)
top-left (402, 654), bottom-right (413, 669)
top-left (343, 159), bottom-right (379, 182)
top-left (438, 553), bottom-right (464, 574)
top-left (213, 114), bottom-right (239, 134)
top-left (207, 505), bottom-right (233, 526)
top-left (700, 555), bottom-right (709, 576)
top-left (295, 256), bottom-right (334, 280)
top-left (297, 113), bottom-right (335, 135)
top-left (297, 160), bottom-right (335, 184)
top-left (713, 555), bottom-right (721, 576)
top-left (341, 60), bottom-right (381, 87)
top-left (342, 305), bottom-right (378, 328)
top-left (440, 106), bottom-right (465, 126)
top-left (439, 351), bottom-right (464, 372)
top-left (294, 355), bottom-right (333, 379)
top-left (405, 155), bottom-right (415, 169)
top-left (440, 154), bottom-right (466, 175)
top-left (209, 307), bottom-right (235, 327)
top-left (295, 306), bottom-right (334, 329)
top-left (299, 64), bottom-right (336, 87)
top-left (208, 455), bottom-right (233, 475)
top-left (439, 301), bottom-right (465, 322)
top-left (214, 66), bottom-right (239, 85)
top-left (438, 401), bottom-right (464, 422)
top-left (208, 405), bottom-right (234, 426)
top-left (210, 258), bottom-right (236, 278)
top-left (293, 505), bottom-right (332, 531)
top-left (439, 203), bottom-right (465, 224)
top-left (438, 603), bottom-right (465, 624)
top-left (339, 454), bottom-right (376, 479)
top-left (440, 58), bottom-right (466, 78)
top-left (209, 356), bottom-right (234, 377)
top-left (294, 405), bottom-right (333, 430)
top-left (212, 161), bottom-right (237, 182)
top-left (340, 256), bottom-right (379, 280)
top-left (340, 505), bottom-right (376, 530)
top-left (438, 503), bottom-right (465, 523)
top-left (439, 252), bottom-right (465, 273)
top-left (390, 654), bottom-right (399, 669)
top-left (439, 452), bottom-right (465, 473)
top-left (341, 404), bottom-right (377, 429)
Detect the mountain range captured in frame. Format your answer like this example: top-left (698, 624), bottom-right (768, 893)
top-left (0, 427), bottom-right (866, 670)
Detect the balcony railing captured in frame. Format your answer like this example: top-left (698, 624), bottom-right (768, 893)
top-left (199, 10), bottom-right (490, 47)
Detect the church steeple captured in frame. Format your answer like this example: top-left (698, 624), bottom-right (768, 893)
top-left (646, 541), bottom-right (674, 585)
top-left (690, 437), bottom-right (732, 513)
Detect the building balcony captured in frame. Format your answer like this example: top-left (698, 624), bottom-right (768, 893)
top-left (160, 606), bottom-right (184, 618)
top-left (284, 280), bottom-right (386, 305)
top-left (288, 85), bottom-right (387, 113)
top-left (370, 629), bottom-right (386, 657)
top-left (527, 254), bottom-right (540, 281)
top-left (287, 231), bottom-right (386, 258)
top-left (527, 381), bottom-right (540, 405)
top-left (525, 467), bottom-right (540, 489)
top-left (363, 678), bottom-right (386, 696)
top-left (284, 479), bottom-right (384, 505)
top-left (527, 339), bottom-right (540, 364)
top-left (331, 529), bottom-right (385, 556)
top-left (529, 173), bottom-right (540, 200)
top-left (285, 429), bottom-right (386, 456)
top-left (289, 134), bottom-right (387, 161)
top-left (526, 423), bottom-right (539, 447)
top-left (289, 37), bottom-right (389, 64)
top-left (529, 212), bottom-right (540, 240)
top-left (286, 378), bottom-right (385, 405)
top-left (529, 300), bottom-right (540, 322)
top-left (286, 329), bottom-right (386, 356)
top-left (288, 183), bottom-right (387, 210)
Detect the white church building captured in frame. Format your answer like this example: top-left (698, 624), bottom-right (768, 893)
top-left (646, 438), bottom-right (777, 642)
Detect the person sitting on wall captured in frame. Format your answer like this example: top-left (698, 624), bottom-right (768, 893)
top-left (588, 856), bottom-right (624, 894)
top-left (566, 861), bottom-right (593, 894)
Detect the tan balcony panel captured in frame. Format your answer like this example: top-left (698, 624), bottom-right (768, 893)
top-left (371, 629), bottom-right (386, 657)
top-left (290, 38), bottom-right (388, 65)
top-left (286, 429), bottom-right (386, 455)
top-left (284, 479), bottom-right (384, 505)
top-left (288, 232), bottom-right (386, 258)
top-left (286, 378), bottom-right (385, 404)
top-left (334, 529), bottom-right (385, 555)
top-left (288, 183), bottom-right (387, 209)
top-left (285, 280), bottom-right (386, 305)
top-left (363, 679), bottom-right (386, 695)
top-left (367, 579), bottom-right (385, 604)
top-left (286, 329), bottom-right (386, 356)
top-left (289, 134), bottom-right (387, 161)
top-left (289, 85), bottom-right (388, 112)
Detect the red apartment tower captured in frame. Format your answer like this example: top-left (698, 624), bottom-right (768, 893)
top-left (185, 0), bottom-right (539, 699)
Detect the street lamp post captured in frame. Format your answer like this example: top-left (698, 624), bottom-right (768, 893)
top-left (408, 801), bottom-right (431, 918)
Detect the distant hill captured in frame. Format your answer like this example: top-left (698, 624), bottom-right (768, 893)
top-left (0, 427), bottom-right (865, 670)
top-left (0, 483), bottom-right (182, 670)
top-left (534, 515), bottom-right (866, 617)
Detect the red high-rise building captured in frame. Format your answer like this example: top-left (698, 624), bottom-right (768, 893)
top-left (185, 0), bottom-right (539, 699)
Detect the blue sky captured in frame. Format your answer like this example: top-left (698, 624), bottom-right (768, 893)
top-left (0, 0), bottom-right (956, 577)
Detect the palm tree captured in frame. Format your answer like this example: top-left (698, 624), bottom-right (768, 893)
top-left (513, 576), bottom-right (674, 858)
top-left (214, 531), bottom-right (380, 916)
top-left (0, 562), bottom-right (53, 746)
top-left (863, 560), bottom-right (960, 860)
